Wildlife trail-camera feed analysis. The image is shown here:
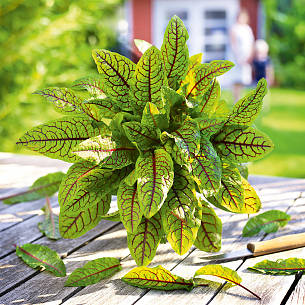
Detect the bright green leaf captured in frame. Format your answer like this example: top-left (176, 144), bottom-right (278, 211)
top-left (196, 115), bottom-right (224, 138)
top-left (127, 212), bottom-right (162, 266)
top-left (214, 163), bottom-right (244, 213)
top-left (190, 138), bottom-right (222, 197)
top-left (92, 49), bottom-right (135, 111)
top-left (72, 75), bottom-right (105, 98)
top-left (194, 264), bottom-right (260, 299)
top-left (59, 193), bottom-right (111, 238)
top-left (161, 166), bottom-right (200, 255)
top-left (16, 244), bottom-right (66, 277)
top-left (169, 119), bottom-right (200, 165)
top-left (136, 149), bottom-right (174, 218)
top-left (141, 102), bottom-right (169, 130)
top-left (65, 257), bottom-right (121, 286)
top-left (214, 126), bottom-right (274, 163)
top-left (117, 181), bottom-right (143, 233)
top-left (73, 136), bottom-right (137, 168)
top-left (130, 46), bottom-right (168, 114)
top-left (239, 177), bottom-right (261, 214)
top-left (186, 60), bottom-right (234, 99)
top-left (248, 258), bottom-right (305, 275)
top-left (122, 265), bottom-right (194, 291)
top-left (194, 199), bottom-right (222, 252)
top-left (83, 98), bottom-right (121, 119)
top-left (100, 210), bottom-right (121, 222)
top-left (225, 78), bottom-right (267, 126)
top-left (161, 15), bottom-right (189, 90)
top-left (123, 121), bottom-right (160, 151)
top-left (242, 210), bottom-right (291, 237)
top-left (16, 116), bottom-right (109, 163)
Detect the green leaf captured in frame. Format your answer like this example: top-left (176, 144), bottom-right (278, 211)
top-left (124, 169), bottom-right (137, 186)
top-left (194, 79), bottom-right (221, 115)
top-left (141, 102), bottom-right (169, 130)
top-left (58, 162), bottom-right (111, 207)
top-left (136, 149), bottom-right (174, 218)
top-left (134, 39), bottom-right (152, 54)
top-left (92, 49), bottom-right (135, 111)
top-left (34, 87), bottom-right (83, 115)
top-left (196, 115), bottom-right (224, 138)
top-left (73, 136), bottom-right (137, 169)
top-left (110, 112), bottom-right (138, 140)
top-left (122, 265), bottom-right (194, 291)
top-left (161, 167), bottom-right (200, 255)
top-left (83, 98), bottom-right (120, 119)
top-left (127, 212), bottom-right (162, 266)
top-left (225, 78), bottom-right (267, 126)
top-left (186, 60), bottom-right (234, 98)
top-left (65, 257), bottom-right (121, 286)
top-left (16, 244), bottom-right (66, 277)
top-left (59, 193), bottom-right (111, 238)
top-left (189, 138), bottom-right (222, 197)
top-left (123, 121), bottom-right (160, 151)
top-left (169, 119), bottom-right (200, 165)
top-left (130, 46), bottom-right (168, 114)
top-left (194, 265), bottom-right (260, 299)
top-left (248, 258), bottom-right (305, 275)
top-left (161, 15), bottom-right (189, 90)
top-left (17, 116), bottom-right (109, 163)
top-left (239, 177), bottom-right (261, 214)
top-left (38, 199), bottom-right (61, 240)
top-left (100, 210), bottom-right (121, 222)
top-left (214, 163), bottom-right (244, 213)
top-left (117, 181), bottom-right (143, 233)
top-left (194, 199), bottom-right (222, 252)
top-left (1, 171), bottom-right (65, 205)
top-left (214, 126), bottom-right (274, 163)
top-left (179, 53), bottom-right (202, 94)
top-left (242, 210), bottom-right (291, 237)
top-left (72, 75), bottom-right (105, 98)
top-left (212, 99), bottom-right (231, 118)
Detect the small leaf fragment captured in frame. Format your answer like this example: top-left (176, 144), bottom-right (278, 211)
top-left (122, 265), bottom-right (194, 291)
top-left (248, 258), bottom-right (305, 275)
top-left (65, 257), bottom-right (121, 286)
top-left (16, 244), bottom-right (66, 277)
top-left (194, 264), bottom-right (260, 299)
top-left (242, 210), bottom-right (291, 237)
top-left (38, 198), bottom-right (61, 240)
top-left (1, 171), bottom-right (65, 205)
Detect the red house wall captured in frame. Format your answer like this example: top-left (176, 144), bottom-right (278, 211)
top-left (130, 0), bottom-right (259, 54)
top-left (240, 0), bottom-right (259, 38)
top-left (131, 0), bottom-right (152, 59)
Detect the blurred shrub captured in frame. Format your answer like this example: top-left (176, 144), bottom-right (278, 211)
top-left (0, 0), bottom-right (123, 152)
top-left (264, 0), bottom-right (305, 89)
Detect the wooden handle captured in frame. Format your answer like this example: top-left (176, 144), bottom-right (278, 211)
top-left (247, 232), bottom-right (305, 256)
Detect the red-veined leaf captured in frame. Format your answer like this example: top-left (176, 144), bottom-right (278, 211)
top-left (122, 265), bottom-right (194, 291)
top-left (16, 244), bottom-right (66, 277)
top-left (127, 212), bottom-right (162, 266)
top-left (136, 149), bottom-right (174, 218)
top-left (65, 257), bottom-right (121, 286)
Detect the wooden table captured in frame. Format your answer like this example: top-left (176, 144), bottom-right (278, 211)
top-left (0, 153), bottom-right (305, 305)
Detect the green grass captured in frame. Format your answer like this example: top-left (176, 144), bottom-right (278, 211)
top-left (247, 88), bottom-right (305, 178)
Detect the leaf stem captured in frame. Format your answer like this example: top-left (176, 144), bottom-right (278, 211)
top-left (236, 282), bottom-right (261, 300)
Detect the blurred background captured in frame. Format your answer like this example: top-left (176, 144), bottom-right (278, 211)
top-left (0, 0), bottom-right (304, 178)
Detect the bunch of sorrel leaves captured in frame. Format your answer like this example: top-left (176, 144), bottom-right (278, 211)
top-left (17, 16), bottom-right (274, 266)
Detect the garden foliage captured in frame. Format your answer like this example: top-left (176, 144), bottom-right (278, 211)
top-left (17, 16), bottom-right (274, 266)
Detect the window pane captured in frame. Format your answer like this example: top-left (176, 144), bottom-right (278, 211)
top-left (205, 10), bottom-right (226, 19)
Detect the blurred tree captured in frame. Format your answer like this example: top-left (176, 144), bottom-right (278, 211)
top-left (0, 0), bottom-right (124, 152)
top-left (263, 0), bottom-right (305, 89)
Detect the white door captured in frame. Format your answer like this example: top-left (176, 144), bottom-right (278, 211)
top-left (152, 0), bottom-right (239, 87)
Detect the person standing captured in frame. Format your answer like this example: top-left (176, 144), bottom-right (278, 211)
top-left (230, 10), bottom-right (254, 101)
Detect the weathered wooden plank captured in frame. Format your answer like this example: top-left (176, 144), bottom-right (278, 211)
top-left (209, 248), bottom-right (305, 305)
top-left (0, 196), bottom-right (57, 232)
top-left (286, 273), bottom-right (305, 305)
top-left (0, 220), bottom-right (119, 296)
